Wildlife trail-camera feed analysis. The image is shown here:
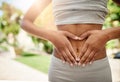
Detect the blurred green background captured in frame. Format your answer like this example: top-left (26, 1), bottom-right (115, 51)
top-left (0, 0), bottom-right (120, 74)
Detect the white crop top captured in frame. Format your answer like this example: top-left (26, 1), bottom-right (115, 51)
top-left (52, 0), bottom-right (108, 25)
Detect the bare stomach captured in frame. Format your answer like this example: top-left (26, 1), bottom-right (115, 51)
top-left (54, 24), bottom-right (107, 61)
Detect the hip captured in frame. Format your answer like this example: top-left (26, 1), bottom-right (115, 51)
top-left (48, 55), bottom-right (112, 82)
top-left (53, 47), bottom-right (107, 61)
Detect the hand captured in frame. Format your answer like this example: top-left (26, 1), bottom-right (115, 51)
top-left (78, 30), bottom-right (110, 66)
top-left (49, 30), bottom-right (80, 65)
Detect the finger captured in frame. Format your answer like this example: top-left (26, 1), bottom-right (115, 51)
top-left (79, 31), bottom-right (91, 40)
top-left (62, 50), bottom-right (73, 66)
top-left (90, 57), bottom-right (95, 64)
top-left (61, 56), bottom-right (66, 63)
top-left (56, 49), bottom-right (67, 63)
top-left (84, 50), bottom-right (96, 65)
top-left (67, 42), bottom-right (77, 60)
top-left (89, 52), bottom-right (96, 64)
top-left (56, 49), bottom-right (66, 63)
top-left (78, 43), bottom-right (88, 60)
top-left (64, 31), bottom-right (80, 40)
top-left (80, 48), bottom-right (91, 65)
top-left (65, 48), bottom-right (77, 65)
top-left (67, 41), bottom-right (79, 65)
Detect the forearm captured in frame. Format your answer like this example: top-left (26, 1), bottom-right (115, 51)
top-left (103, 27), bottom-right (120, 40)
top-left (21, 20), bottom-right (52, 41)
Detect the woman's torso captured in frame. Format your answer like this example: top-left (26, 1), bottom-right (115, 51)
top-left (54, 24), bottom-right (107, 61)
top-left (52, 0), bottom-right (108, 61)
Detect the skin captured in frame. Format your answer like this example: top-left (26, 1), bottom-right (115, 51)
top-left (21, 0), bottom-right (80, 65)
top-left (78, 26), bottom-right (120, 65)
top-left (55, 24), bottom-right (107, 66)
top-left (21, 0), bottom-right (120, 66)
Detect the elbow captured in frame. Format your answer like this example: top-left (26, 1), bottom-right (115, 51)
top-left (20, 19), bottom-right (26, 30)
top-left (20, 17), bottom-right (34, 30)
top-left (20, 20), bottom-right (24, 29)
top-left (20, 18), bottom-right (30, 31)
top-left (20, 17), bottom-right (35, 33)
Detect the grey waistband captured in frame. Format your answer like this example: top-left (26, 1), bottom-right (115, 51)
top-left (48, 55), bottom-right (112, 82)
top-left (51, 55), bottom-right (108, 68)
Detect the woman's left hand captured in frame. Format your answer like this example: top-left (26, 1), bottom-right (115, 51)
top-left (78, 30), bottom-right (110, 66)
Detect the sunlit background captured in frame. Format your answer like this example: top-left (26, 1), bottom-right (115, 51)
top-left (0, 0), bottom-right (120, 82)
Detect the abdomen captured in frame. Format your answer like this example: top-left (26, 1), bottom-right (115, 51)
top-left (54, 24), bottom-right (106, 60)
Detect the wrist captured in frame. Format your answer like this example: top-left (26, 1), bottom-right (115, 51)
top-left (37, 29), bottom-right (55, 41)
top-left (45, 30), bottom-right (57, 42)
top-left (102, 29), bottom-right (111, 41)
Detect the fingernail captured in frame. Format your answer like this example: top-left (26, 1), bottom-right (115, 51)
top-left (70, 63), bottom-right (73, 66)
top-left (76, 58), bottom-right (80, 61)
top-left (82, 64), bottom-right (85, 67)
top-left (75, 37), bottom-right (79, 40)
top-left (89, 62), bottom-right (92, 64)
top-left (78, 37), bottom-right (83, 40)
top-left (78, 63), bottom-right (81, 66)
top-left (62, 61), bottom-right (65, 63)
top-left (75, 62), bottom-right (77, 65)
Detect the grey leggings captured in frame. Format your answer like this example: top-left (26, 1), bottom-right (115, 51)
top-left (48, 55), bottom-right (112, 82)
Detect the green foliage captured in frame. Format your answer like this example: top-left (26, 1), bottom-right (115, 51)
top-left (108, 0), bottom-right (120, 13)
top-left (103, 0), bottom-right (120, 49)
top-left (43, 41), bottom-right (53, 54)
top-left (104, 1), bottom-right (120, 28)
top-left (106, 40), bottom-right (117, 49)
top-left (21, 51), bottom-right (38, 56)
top-left (15, 55), bottom-right (50, 73)
top-left (2, 22), bottom-right (20, 35)
top-left (0, 33), bottom-right (7, 43)
top-left (31, 36), bottom-right (53, 54)
top-left (0, 2), bottom-right (22, 35)
top-left (0, 2), bottom-right (22, 49)
top-left (0, 45), bottom-right (8, 51)
top-left (31, 36), bottom-right (42, 46)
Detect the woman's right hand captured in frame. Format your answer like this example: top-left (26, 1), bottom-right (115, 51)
top-left (48, 30), bottom-right (80, 66)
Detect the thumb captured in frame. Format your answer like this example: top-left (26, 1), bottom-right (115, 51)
top-left (80, 31), bottom-right (91, 40)
top-left (64, 31), bottom-right (80, 40)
